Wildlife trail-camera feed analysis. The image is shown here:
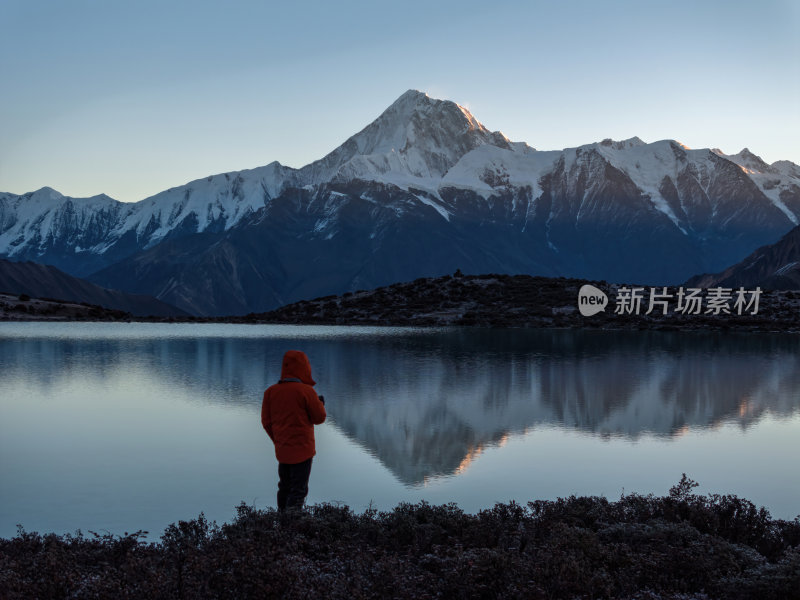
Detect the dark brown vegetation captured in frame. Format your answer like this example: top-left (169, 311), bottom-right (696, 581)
top-left (234, 273), bottom-right (800, 332)
top-left (2, 477), bottom-right (799, 599)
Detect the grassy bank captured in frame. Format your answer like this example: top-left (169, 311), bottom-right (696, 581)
top-left (1, 477), bottom-right (798, 599)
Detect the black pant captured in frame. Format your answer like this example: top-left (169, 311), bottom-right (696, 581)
top-left (277, 457), bottom-right (313, 511)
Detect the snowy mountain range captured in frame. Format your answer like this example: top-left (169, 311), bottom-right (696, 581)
top-left (2, 90), bottom-right (799, 315)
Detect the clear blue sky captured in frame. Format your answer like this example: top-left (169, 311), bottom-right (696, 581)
top-left (1, 0), bottom-right (797, 202)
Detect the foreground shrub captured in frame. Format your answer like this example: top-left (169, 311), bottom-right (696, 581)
top-left (1, 478), bottom-right (798, 599)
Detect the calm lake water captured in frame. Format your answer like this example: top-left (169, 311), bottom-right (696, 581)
top-left (1, 322), bottom-right (799, 540)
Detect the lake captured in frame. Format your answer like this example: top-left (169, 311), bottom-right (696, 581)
top-left (1, 322), bottom-right (798, 540)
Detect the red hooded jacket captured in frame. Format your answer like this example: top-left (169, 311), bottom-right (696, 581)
top-left (261, 350), bottom-right (327, 464)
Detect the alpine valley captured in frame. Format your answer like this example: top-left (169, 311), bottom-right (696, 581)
top-left (2, 90), bottom-right (799, 316)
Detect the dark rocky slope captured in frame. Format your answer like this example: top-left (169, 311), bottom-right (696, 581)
top-left (688, 224), bottom-right (800, 291)
top-left (0, 259), bottom-right (186, 317)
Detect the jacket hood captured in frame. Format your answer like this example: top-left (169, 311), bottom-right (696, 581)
top-left (280, 350), bottom-right (316, 386)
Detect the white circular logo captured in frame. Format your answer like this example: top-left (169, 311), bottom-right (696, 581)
top-left (578, 284), bottom-right (608, 316)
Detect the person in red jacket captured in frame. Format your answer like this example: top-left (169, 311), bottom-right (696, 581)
top-left (261, 350), bottom-right (327, 511)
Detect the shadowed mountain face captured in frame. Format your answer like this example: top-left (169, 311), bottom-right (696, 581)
top-left (3, 327), bottom-right (798, 485)
top-left (86, 182), bottom-right (561, 315)
top-left (2, 91), bottom-right (800, 315)
top-left (688, 225), bottom-right (800, 290)
top-left (0, 259), bottom-right (186, 317)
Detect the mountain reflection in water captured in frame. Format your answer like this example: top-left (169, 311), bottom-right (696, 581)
top-left (2, 325), bottom-right (798, 486)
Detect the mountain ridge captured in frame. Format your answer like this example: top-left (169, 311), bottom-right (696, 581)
top-left (687, 224), bottom-right (800, 290)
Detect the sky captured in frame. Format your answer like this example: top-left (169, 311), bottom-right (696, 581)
top-left (1, 0), bottom-right (798, 203)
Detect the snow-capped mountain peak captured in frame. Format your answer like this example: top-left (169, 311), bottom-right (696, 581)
top-left (722, 147), bottom-right (774, 174)
top-left (710, 147), bottom-right (800, 225)
top-left (32, 187), bottom-right (65, 201)
top-left (772, 160), bottom-right (800, 178)
top-left (298, 89), bottom-right (512, 186)
top-left (597, 136), bottom-right (647, 150)
top-left (712, 147), bottom-right (777, 174)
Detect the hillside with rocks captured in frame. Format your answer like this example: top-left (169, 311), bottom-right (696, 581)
top-left (240, 272), bottom-right (800, 332)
